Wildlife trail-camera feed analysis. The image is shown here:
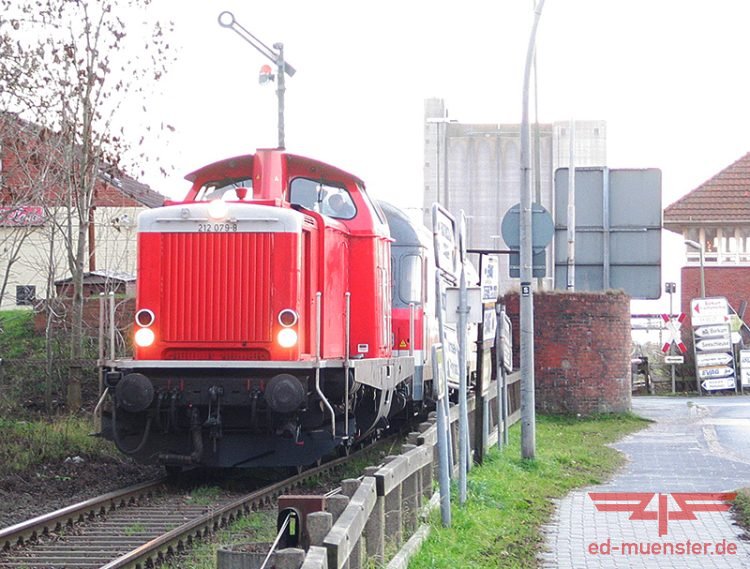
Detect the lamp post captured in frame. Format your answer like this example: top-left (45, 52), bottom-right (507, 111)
top-left (218, 11), bottom-right (296, 149)
top-left (684, 240), bottom-right (705, 298)
top-left (519, 0), bottom-right (546, 460)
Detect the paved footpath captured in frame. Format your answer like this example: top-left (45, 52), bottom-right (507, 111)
top-left (541, 396), bottom-right (750, 568)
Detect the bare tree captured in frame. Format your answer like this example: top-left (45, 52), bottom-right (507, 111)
top-left (0, 0), bottom-right (173, 409)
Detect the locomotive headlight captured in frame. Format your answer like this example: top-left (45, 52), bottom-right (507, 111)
top-left (134, 327), bottom-right (155, 347)
top-left (277, 327), bottom-right (298, 348)
top-left (135, 308), bottom-right (155, 327)
top-left (207, 199), bottom-right (229, 220)
top-left (278, 309), bottom-right (299, 327)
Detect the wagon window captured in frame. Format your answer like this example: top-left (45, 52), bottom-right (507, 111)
top-left (399, 255), bottom-right (422, 304)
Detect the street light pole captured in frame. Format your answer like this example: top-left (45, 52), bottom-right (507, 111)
top-left (684, 240), bottom-right (705, 298)
top-left (218, 11), bottom-right (296, 149)
top-left (519, 0), bottom-right (546, 460)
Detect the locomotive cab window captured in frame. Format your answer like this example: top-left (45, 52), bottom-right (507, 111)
top-left (195, 178), bottom-right (254, 201)
top-left (289, 178), bottom-right (357, 220)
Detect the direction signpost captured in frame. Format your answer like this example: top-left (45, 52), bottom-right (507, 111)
top-left (690, 297), bottom-right (736, 394)
top-left (740, 350), bottom-right (750, 390)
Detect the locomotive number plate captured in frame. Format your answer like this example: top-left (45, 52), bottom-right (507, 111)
top-left (197, 222), bottom-right (238, 233)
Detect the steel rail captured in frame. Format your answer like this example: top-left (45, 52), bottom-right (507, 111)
top-left (0, 435), bottom-right (398, 568)
top-left (100, 449), bottom-right (371, 569)
top-left (0, 477), bottom-right (168, 551)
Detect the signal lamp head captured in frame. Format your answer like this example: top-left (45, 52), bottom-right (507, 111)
top-left (134, 327), bottom-right (156, 348)
top-left (135, 308), bottom-right (155, 328)
top-left (277, 327), bottom-right (298, 348)
top-left (278, 309), bottom-right (299, 327)
top-left (207, 199), bottom-right (229, 220)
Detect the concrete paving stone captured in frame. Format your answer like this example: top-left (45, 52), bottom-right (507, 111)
top-left (540, 396), bottom-right (750, 568)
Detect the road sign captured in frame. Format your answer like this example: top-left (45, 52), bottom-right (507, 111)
top-left (692, 315), bottom-right (736, 393)
top-left (480, 256), bottom-right (499, 302)
top-left (696, 352), bottom-right (733, 367)
top-left (701, 377), bottom-right (736, 391)
top-left (690, 297), bottom-right (729, 326)
top-left (696, 337), bottom-right (732, 352)
top-left (694, 325), bottom-right (731, 338)
top-left (432, 204), bottom-right (458, 276)
top-left (500, 202), bottom-right (555, 251)
top-left (741, 350), bottom-right (750, 387)
top-left (553, 167), bottom-right (662, 299)
top-left (664, 355), bottom-right (684, 364)
top-left (432, 344), bottom-right (447, 400)
top-left (661, 313), bottom-right (687, 353)
top-left (499, 311), bottom-right (512, 373)
top-left (698, 366), bottom-right (734, 379)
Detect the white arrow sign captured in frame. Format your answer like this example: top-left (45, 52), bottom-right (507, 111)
top-left (694, 325), bottom-right (731, 339)
top-left (691, 297), bottom-right (730, 326)
top-left (698, 366), bottom-right (734, 379)
top-left (701, 377), bottom-right (736, 391)
top-left (696, 352), bottom-right (734, 367)
top-left (696, 337), bottom-right (732, 352)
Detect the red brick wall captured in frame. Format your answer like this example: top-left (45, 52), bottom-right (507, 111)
top-left (503, 291), bottom-right (631, 415)
top-left (34, 297), bottom-right (135, 337)
top-left (680, 265), bottom-right (750, 325)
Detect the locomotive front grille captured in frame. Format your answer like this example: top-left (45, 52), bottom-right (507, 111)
top-left (162, 232), bottom-right (273, 343)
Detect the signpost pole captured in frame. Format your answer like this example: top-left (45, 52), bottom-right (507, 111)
top-left (432, 345), bottom-right (451, 527)
top-left (496, 303), bottom-right (504, 450)
top-left (457, 214), bottom-right (469, 504)
top-left (666, 282), bottom-right (676, 393)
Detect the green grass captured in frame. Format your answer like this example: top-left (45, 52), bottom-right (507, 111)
top-left (0, 416), bottom-right (119, 476)
top-left (0, 310), bottom-right (45, 358)
top-left (124, 522), bottom-right (147, 536)
top-left (186, 485), bottom-right (223, 505)
top-left (408, 413), bottom-right (649, 569)
top-left (163, 511), bottom-right (277, 569)
top-left (732, 488), bottom-right (750, 531)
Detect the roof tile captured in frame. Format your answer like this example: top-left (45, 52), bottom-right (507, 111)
top-left (664, 152), bottom-right (750, 227)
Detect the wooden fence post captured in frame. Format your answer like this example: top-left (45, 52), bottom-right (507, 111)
top-left (363, 465), bottom-right (385, 563)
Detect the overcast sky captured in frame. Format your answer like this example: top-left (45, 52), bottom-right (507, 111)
top-left (140, 1), bottom-right (750, 314)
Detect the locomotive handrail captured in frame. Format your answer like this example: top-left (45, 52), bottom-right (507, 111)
top-left (315, 291), bottom-right (336, 437)
top-left (345, 292), bottom-right (351, 438)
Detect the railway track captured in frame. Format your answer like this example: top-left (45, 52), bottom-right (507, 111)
top-left (0, 448), bottom-right (374, 569)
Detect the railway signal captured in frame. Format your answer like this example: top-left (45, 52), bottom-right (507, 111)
top-left (218, 11), bottom-right (296, 149)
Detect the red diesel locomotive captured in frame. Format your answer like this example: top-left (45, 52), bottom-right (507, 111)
top-left (101, 149), bottom-right (439, 469)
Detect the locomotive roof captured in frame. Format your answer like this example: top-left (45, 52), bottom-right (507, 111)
top-left (184, 150), bottom-right (366, 188)
top-left (378, 200), bottom-right (431, 248)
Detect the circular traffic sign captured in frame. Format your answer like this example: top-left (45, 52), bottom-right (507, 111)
top-left (500, 202), bottom-right (554, 251)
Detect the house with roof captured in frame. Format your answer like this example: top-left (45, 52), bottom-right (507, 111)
top-left (663, 152), bottom-right (750, 320)
top-left (0, 113), bottom-right (165, 309)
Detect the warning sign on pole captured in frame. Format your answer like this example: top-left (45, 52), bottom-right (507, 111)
top-left (661, 313), bottom-right (687, 354)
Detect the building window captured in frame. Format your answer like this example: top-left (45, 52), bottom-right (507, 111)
top-left (702, 228), bottom-right (719, 263)
top-left (16, 285), bottom-right (36, 306)
top-left (740, 228), bottom-right (750, 262)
